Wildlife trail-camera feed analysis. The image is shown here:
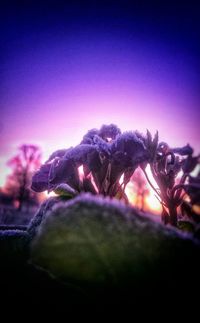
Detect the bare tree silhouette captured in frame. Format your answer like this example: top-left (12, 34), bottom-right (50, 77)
top-left (131, 168), bottom-right (148, 211)
top-left (5, 145), bottom-right (42, 211)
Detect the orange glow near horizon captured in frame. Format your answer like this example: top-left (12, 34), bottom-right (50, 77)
top-left (126, 183), bottom-right (162, 214)
top-left (145, 192), bottom-right (162, 214)
top-left (125, 168), bottom-right (162, 214)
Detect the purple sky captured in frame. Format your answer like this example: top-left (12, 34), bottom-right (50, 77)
top-left (0, 1), bottom-right (199, 186)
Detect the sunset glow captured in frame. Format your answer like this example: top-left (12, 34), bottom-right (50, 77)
top-left (1, 2), bottom-right (199, 188)
top-left (125, 180), bottom-right (162, 214)
top-left (0, 1), bottom-right (199, 219)
top-left (1, 1), bottom-right (200, 310)
top-left (145, 192), bottom-right (162, 214)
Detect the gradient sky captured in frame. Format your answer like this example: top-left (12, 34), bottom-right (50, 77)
top-left (0, 1), bottom-right (200, 186)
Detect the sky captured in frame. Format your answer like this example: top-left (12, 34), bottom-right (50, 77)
top-left (0, 0), bottom-right (200, 186)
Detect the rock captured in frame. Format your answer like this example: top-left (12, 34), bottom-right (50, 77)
top-left (30, 193), bottom-right (200, 301)
top-left (27, 196), bottom-right (62, 239)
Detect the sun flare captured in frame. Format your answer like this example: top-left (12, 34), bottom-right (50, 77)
top-left (145, 192), bottom-right (162, 214)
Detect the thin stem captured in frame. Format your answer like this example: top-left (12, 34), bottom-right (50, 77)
top-left (154, 193), bottom-right (167, 207)
top-left (150, 163), bottom-right (157, 182)
top-left (171, 184), bottom-right (185, 197)
top-left (174, 173), bottom-right (189, 200)
top-left (168, 204), bottom-right (178, 227)
top-left (142, 168), bottom-right (160, 197)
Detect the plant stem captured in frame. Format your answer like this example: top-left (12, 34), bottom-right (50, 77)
top-left (168, 203), bottom-right (178, 227)
top-left (142, 168), bottom-right (160, 196)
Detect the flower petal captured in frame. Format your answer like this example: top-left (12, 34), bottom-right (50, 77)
top-left (172, 144), bottom-right (193, 156)
top-left (31, 163), bottom-right (51, 192)
top-left (45, 148), bottom-right (71, 163)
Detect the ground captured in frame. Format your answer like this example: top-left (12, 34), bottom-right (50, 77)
top-left (0, 194), bottom-right (199, 314)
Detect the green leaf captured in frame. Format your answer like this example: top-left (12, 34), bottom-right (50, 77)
top-left (54, 183), bottom-right (78, 197)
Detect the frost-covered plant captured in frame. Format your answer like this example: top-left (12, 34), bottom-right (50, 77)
top-left (31, 124), bottom-right (149, 202)
top-left (31, 124), bottom-right (200, 231)
top-left (140, 131), bottom-right (200, 229)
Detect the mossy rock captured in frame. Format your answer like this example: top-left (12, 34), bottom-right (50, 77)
top-left (30, 193), bottom-right (200, 296)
